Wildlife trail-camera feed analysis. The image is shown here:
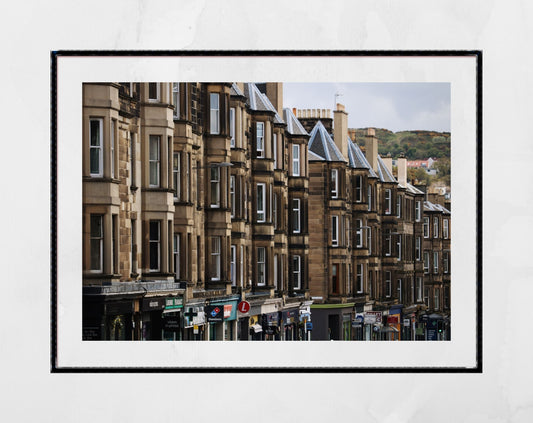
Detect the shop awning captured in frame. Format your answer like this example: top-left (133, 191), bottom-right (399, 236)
top-left (251, 324), bottom-right (263, 333)
top-left (381, 326), bottom-right (399, 333)
top-left (162, 308), bottom-right (181, 314)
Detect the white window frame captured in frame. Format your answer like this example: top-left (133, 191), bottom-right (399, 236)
top-left (173, 152), bottom-right (180, 200)
top-left (397, 234), bottom-right (402, 261)
top-left (434, 288), bottom-right (440, 310)
top-left (210, 166), bottom-right (220, 208)
top-left (211, 237), bottom-right (221, 281)
top-left (424, 251), bottom-right (430, 273)
top-left (257, 247), bottom-right (266, 286)
top-left (174, 233), bottom-right (180, 279)
top-left (149, 135), bottom-right (160, 187)
top-left (89, 118), bottom-right (103, 177)
top-left (367, 225), bottom-right (372, 254)
top-left (423, 217), bottom-right (430, 238)
top-left (149, 220), bottom-right (161, 272)
top-left (230, 245), bottom-right (236, 286)
top-left (433, 251), bottom-right (439, 274)
top-left (256, 122), bottom-right (264, 158)
top-left (443, 218), bottom-right (449, 239)
top-left (331, 215), bottom-right (339, 247)
top-left (434, 216), bottom-right (439, 238)
top-left (385, 271), bottom-right (391, 297)
top-left (385, 230), bottom-right (392, 256)
top-left (424, 288), bottom-right (430, 307)
top-left (229, 107), bottom-right (235, 147)
top-left (292, 198), bottom-right (301, 234)
top-left (415, 237), bottom-right (421, 261)
top-left (172, 83), bottom-right (180, 118)
top-left (355, 175), bottom-right (362, 202)
top-left (415, 201), bottom-right (421, 221)
top-left (385, 189), bottom-right (392, 214)
top-left (368, 270), bottom-right (373, 298)
top-left (209, 93), bottom-right (220, 135)
top-left (331, 169), bottom-right (338, 198)
top-left (230, 175), bottom-right (235, 217)
top-left (89, 214), bottom-right (103, 273)
top-left (292, 144), bottom-right (300, 176)
top-left (356, 264), bottom-right (364, 293)
top-left (444, 251), bottom-right (449, 273)
top-left (148, 83), bottom-right (160, 101)
top-left (273, 193), bottom-right (278, 230)
top-left (367, 185), bottom-right (372, 211)
top-left (396, 195), bottom-right (402, 218)
top-left (355, 219), bottom-right (363, 248)
top-left (257, 183), bottom-right (266, 222)
top-left (293, 255), bottom-right (301, 290)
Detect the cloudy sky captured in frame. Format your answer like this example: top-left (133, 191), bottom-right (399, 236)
top-left (283, 83), bottom-right (450, 133)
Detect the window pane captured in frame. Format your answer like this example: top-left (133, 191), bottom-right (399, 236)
top-left (149, 221), bottom-right (159, 241)
top-left (90, 215), bottom-right (102, 237)
top-left (90, 120), bottom-right (100, 146)
top-left (90, 239), bottom-right (101, 270)
top-left (90, 149), bottom-right (100, 175)
top-left (149, 83), bottom-right (158, 99)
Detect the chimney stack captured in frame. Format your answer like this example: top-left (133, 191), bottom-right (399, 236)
top-left (333, 103), bottom-right (348, 160)
top-left (364, 128), bottom-right (378, 172)
top-left (265, 83), bottom-right (283, 116)
top-left (398, 153), bottom-right (407, 187)
top-left (383, 152), bottom-right (393, 175)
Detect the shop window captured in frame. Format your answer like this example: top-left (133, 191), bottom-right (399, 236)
top-left (89, 118), bottom-right (103, 177)
top-left (149, 135), bottom-right (160, 187)
top-left (89, 215), bottom-right (103, 272)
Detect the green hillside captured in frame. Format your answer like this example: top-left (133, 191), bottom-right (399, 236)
top-left (352, 128), bottom-right (451, 160)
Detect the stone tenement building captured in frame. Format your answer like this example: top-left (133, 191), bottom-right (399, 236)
top-left (82, 82), bottom-right (450, 341)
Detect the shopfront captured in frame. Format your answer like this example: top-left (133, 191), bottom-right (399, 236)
top-left (282, 308), bottom-right (299, 341)
top-left (385, 305), bottom-right (403, 341)
top-left (162, 297), bottom-right (183, 340)
top-left (207, 298), bottom-right (238, 341)
top-left (104, 300), bottom-right (135, 340)
top-left (262, 312), bottom-right (280, 340)
top-left (183, 304), bottom-right (206, 340)
top-left (298, 304), bottom-right (312, 341)
top-left (141, 297), bottom-right (166, 340)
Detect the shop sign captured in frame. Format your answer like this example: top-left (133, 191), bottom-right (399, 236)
top-left (206, 305), bottom-right (224, 322)
top-left (224, 304), bottom-right (233, 319)
top-left (263, 312), bottom-right (280, 327)
top-left (184, 306), bottom-right (205, 327)
top-left (387, 315), bottom-right (400, 324)
top-left (237, 301), bottom-right (250, 313)
top-left (105, 301), bottom-right (133, 316)
top-left (142, 297), bottom-right (166, 311)
top-left (403, 318), bottom-right (411, 327)
top-left (364, 311), bottom-right (382, 325)
top-left (283, 309), bottom-right (298, 325)
top-left (163, 315), bottom-right (180, 332)
top-left (165, 297), bottom-right (183, 310)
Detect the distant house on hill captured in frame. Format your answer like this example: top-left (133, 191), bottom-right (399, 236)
top-left (407, 158), bottom-right (435, 169)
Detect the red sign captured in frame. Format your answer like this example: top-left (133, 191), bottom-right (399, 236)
top-left (237, 301), bottom-right (250, 313)
top-left (387, 315), bottom-right (399, 324)
top-left (224, 304), bottom-right (233, 318)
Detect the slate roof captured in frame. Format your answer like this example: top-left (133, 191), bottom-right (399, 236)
top-left (243, 83), bottom-right (284, 125)
top-left (308, 150), bottom-right (325, 161)
top-left (424, 201), bottom-right (450, 214)
top-left (283, 108), bottom-right (308, 136)
top-left (377, 155), bottom-right (397, 183)
top-left (347, 137), bottom-right (378, 178)
top-left (230, 83), bottom-right (245, 97)
top-left (307, 120), bottom-right (347, 162)
top-left (404, 183), bottom-right (425, 195)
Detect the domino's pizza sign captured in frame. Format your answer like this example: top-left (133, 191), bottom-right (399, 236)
top-left (206, 305), bottom-right (223, 322)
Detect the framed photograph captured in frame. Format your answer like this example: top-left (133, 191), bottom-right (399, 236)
top-left (51, 51), bottom-right (481, 371)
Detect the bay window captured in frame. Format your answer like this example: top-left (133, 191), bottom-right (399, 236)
top-left (256, 122), bottom-right (264, 157)
top-left (149, 135), bottom-right (160, 187)
top-left (292, 144), bottom-right (300, 176)
top-left (149, 220), bottom-right (161, 272)
top-left (257, 183), bottom-right (266, 222)
top-left (210, 167), bottom-right (220, 208)
top-left (172, 83), bottom-right (180, 118)
top-left (210, 93), bottom-right (220, 134)
top-left (89, 215), bottom-right (103, 272)
top-left (89, 118), bottom-right (103, 177)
